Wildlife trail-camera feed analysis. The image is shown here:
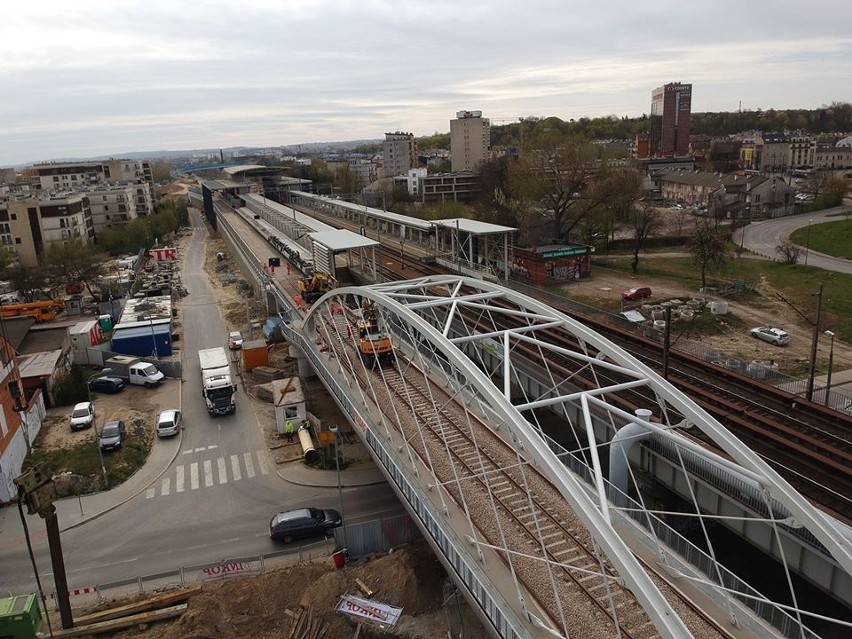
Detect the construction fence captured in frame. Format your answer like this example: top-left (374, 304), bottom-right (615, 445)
top-left (49, 514), bottom-right (421, 610)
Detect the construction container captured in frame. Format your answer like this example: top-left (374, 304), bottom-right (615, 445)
top-left (241, 339), bottom-right (269, 371)
top-left (0, 594), bottom-right (42, 639)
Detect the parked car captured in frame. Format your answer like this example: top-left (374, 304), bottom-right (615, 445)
top-left (70, 401), bottom-right (95, 431)
top-left (228, 331), bottom-right (244, 350)
top-left (88, 375), bottom-right (127, 394)
top-left (269, 507), bottom-right (342, 543)
top-left (750, 327), bottom-right (790, 346)
top-left (156, 409), bottom-right (182, 438)
top-left (99, 420), bottom-right (126, 452)
top-left (622, 286), bottom-right (652, 301)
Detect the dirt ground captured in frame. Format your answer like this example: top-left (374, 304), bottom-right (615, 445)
top-left (561, 258), bottom-right (852, 373)
top-left (91, 542), bottom-right (481, 639)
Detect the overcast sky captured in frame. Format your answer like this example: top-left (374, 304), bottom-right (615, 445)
top-left (1, 0), bottom-right (850, 166)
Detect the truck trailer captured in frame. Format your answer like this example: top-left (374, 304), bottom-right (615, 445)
top-left (199, 347), bottom-right (237, 415)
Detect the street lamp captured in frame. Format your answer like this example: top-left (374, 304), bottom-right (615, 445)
top-left (86, 369), bottom-right (111, 489)
top-left (824, 330), bottom-right (836, 407)
top-left (329, 426), bottom-right (348, 549)
top-left (804, 218), bottom-right (814, 265)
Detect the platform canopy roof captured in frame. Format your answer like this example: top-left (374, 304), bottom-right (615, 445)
top-left (309, 229), bottom-right (380, 252)
top-left (431, 218), bottom-right (516, 235)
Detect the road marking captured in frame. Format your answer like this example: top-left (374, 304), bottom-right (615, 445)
top-left (181, 450), bottom-right (193, 455)
top-left (176, 465), bottom-right (185, 492)
top-left (146, 487), bottom-right (155, 499)
top-left (203, 460), bottom-right (213, 487)
top-left (208, 444), bottom-right (219, 450)
top-left (230, 455), bottom-right (242, 481)
top-left (256, 451), bottom-right (269, 475)
top-left (190, 462), bottom-right (199, 490)
top-left (162, 477), bottom-right (171, 496)
top-left (217, 457), bottom-right (227, 484)
top-left (194, 447), bottom-right (205, 453)
top-left (244, 452), bottom-right (255, 478)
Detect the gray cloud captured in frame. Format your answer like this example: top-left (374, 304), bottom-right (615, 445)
top-left (1, 0), bottom-right (850, 165)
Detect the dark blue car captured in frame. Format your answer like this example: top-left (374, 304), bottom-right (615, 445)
top-left (88, 375), bottom-right (127, 394)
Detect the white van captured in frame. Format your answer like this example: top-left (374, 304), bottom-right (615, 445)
top-left (129, 362), bottom-right (165, 387)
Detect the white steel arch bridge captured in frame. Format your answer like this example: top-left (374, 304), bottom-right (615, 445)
top-left (274, 274), bottom-right (851, 639)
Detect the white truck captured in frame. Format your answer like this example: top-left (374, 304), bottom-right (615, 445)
top-left (199, 347), bottom-right (237, 415)
top-left (105, 355), bottom-right (165, 387)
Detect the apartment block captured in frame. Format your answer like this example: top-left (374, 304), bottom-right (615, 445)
top-left (87, 184), bottom-right (139, 232)
top-left (31, 159), bottom-right (154, 216)
top-left (789, 135), bottom-right (815, 169)
top-left (0, 194), bottom-right (95, 266)
top-left (383, 132), bottom-right (417, 178)
top-left (450, 111), bottom-right (491, 172)
top-left (650, 83), bottom-right (692, 157)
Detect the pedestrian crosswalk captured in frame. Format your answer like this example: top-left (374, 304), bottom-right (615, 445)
top-left (145, 449), bottom-right (270, 499)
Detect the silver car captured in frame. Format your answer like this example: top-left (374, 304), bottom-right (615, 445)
top-left (750, 327), bottom-right (790, 346)
top-left (156, 409), bottom-right (182, 438)
top-left (70, 401), bottom-right (95, 431)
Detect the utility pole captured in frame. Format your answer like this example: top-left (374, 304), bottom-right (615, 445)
top-left (806, 284), bottom-right (824, 402)
top-left (15, 469), bottom-right (73, 629)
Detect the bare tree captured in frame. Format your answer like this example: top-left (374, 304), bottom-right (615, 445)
top-left (627, 203), bottom-right (664, 273)
top-left (775, 239), bottom-right (802, 264)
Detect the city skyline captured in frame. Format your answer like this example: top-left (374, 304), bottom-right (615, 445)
top-left (1, 1), bottom-right (851, 166)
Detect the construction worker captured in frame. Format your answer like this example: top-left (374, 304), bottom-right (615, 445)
top-left (285, 420), bottom-right (295, 443)
top-left (301, 418), bottom-right (311, 434)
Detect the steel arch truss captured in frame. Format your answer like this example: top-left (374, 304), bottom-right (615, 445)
top-left (302, 275), bottom-right (850, 639)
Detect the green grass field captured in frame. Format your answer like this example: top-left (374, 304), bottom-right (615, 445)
top-left (789, 218), bottom-right (852, 259)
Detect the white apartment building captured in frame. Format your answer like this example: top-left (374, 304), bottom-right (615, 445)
top-left (450, 110), bottom-right (491, 172)
top-left (31, 159), bottom-right (154, 216)
top-left (87, 184), bottom-right (138, 232)
top-left (0, 194), bottom-right (95, 266)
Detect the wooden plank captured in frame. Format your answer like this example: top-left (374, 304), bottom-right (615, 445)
top-left (74, 586), bottom-right (202, 625)
top-left (51, 604), bottom-right (187, 637)
top-left (355, 578), bottom-right (374, 597)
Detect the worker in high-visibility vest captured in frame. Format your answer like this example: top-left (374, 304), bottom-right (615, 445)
top-left (285, 420), bottom-right (295, 443)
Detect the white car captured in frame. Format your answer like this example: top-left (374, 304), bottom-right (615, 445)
top-left (750, 327), bottom-right (790, 346)
top-left (70, 401), bottom-right (95, 431)
top-left (156, 409), bottom-right (182, 438)
top-left (228, 331), bottom-right (244, 350)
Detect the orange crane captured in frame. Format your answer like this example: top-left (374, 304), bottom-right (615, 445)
top-left (0, 299), bottom-right (65, 322)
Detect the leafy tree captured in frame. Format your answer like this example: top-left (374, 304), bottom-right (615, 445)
top-left (45, 239), bottom-right (108, 300)
top-left (626, 202), bottom-right (664, 273)
top-left (821, 175), bottom-right (849, 208)
top-left (416, 132), bottom-right (450, 150)
top-left (687, 222), bottom-right (731, 290)
top-left (96, 218), bottom-right (152, 254)
top-left (4, 264), bottom-right (54, 302)
top-left (334, 164), bottom-right (357, 195)
top-left (475, 156), bottom-right (515, 216)
top-left (427, 159), bottom-right (451, 174)
top-left (507, 134), bottom-right (608, 242)
top-left (150, 162), bottom-right (172, 182)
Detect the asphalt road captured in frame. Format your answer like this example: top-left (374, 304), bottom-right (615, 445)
top-left (0, 211), bottom-right (404, 594)
top-left (738, 202), bottom-right (852, 274)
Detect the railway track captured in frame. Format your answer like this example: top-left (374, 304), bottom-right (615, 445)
top-left (231, 200), bottom-right (852, 520)
top-left (312, 307), bottom-right (732, 639)
top-left (370, 249), bottom-right (852, 522)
